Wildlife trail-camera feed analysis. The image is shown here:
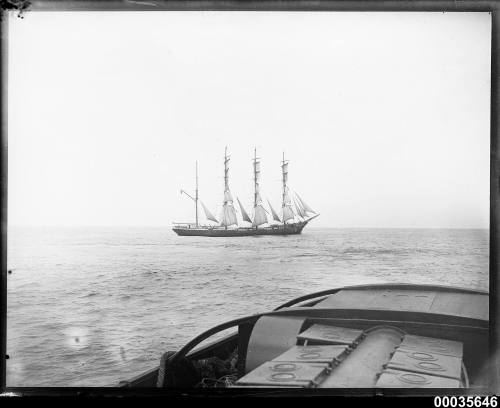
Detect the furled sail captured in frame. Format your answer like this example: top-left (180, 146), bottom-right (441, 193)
top-left (237, 197), bottom-right (252, 223)
top-left (295, 192), bottom-right (316, 214)
top-left (267, 199), bottom-right (281, 222)
top-left (201, 201), bottom-right (219, 223)
top-left (253, 205), bottom-right (268, 227)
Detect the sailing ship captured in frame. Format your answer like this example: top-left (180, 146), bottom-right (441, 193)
top-left (172, 147), bottom-right (319, 236)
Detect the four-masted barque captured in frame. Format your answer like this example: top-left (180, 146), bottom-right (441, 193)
top-left (172, 148), bottom-right (319, 237)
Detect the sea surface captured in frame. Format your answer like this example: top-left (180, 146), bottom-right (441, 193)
top-left (6, 227), bottom-right (489, 387)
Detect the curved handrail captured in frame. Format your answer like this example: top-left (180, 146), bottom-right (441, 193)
top-left (169, 287), bottom-right (348, 364)
top-left (168, 313), bottom-right (263, 366)
top-left (273, 289), bottom-right (341, 310)
top-left (168, 287), bottom-right (351, 364)
top-left (167, 307), bottom-right (487, 369)
top-left (273, 282), bottom-right (487, 311)
top-left (166, 283), bottom-right (488, 367)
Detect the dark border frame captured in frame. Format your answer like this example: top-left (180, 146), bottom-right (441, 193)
top-left (0, 0), bottom-right (497, 398)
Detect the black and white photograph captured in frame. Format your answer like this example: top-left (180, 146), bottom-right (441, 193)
top-left (0, 0), bottom-right (497, 398)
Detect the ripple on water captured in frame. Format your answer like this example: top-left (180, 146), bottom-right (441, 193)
top-left (6, 227), bottom-right (489, 386)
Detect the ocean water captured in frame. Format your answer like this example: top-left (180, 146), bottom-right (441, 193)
top-left (6, 227), bottom-right (489, 387)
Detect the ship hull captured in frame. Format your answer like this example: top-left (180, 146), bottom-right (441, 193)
top-left (173, 221), bottom-right (308, 237)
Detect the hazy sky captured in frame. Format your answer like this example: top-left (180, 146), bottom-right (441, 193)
top-left (8, 11), bottom-right (491, 228)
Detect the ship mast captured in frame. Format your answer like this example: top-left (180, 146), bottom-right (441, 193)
top-left (195, 161), bottom-right (198, 227)
top-left (224, 146), bottom-right (229, 193)
top-left (253, 147), bottom-right (258, 208)
top-left (252, 148), bottom-right (268, 228)
top-left (281, 152), bottom-right (295, 226)
top-left (180, 162), bottom-right (200, 227)
top-left (221, 146), bottom-right (238, 229)
top-left (253, 147), bottom-right (258, 230)
top-left (224, 147), bottom-right (229, 230)
top-left (282, 152), bottom-right (286, 228)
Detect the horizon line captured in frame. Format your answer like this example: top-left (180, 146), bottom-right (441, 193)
top-left (7, 225), bottom-right (490, 230)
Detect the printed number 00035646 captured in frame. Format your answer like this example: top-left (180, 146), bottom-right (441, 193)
top-left (434, 396), bottom-right (498, 407)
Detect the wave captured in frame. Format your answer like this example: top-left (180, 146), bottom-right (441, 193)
top-left (6, 228), bottom-right (487, 387)
top-left (291, 253), bottom-right (319, 258)
top-left (341, 246), bottom-right (443, 256)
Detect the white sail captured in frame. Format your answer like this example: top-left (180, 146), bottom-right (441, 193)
top-left (221, 204), bottom-right (238, 227)
top-left (237, 197), bottom-right (252, 223)
top-left (267, 199), bottom-right (281, 222)
top-left (253, 205), bottom-right (268, 227)
top-left (293, 196), bottom-right (307, 218)
top-left (282, 205), bottom-right (295, 222)
top-left (220, 147), bottom-right (238, 227)
top-left (283, 187), bottom-right (292, 205)
top-left (256, 191), bottom-right (264, 205)
top-left (296, 192), bottom-right (316, 214)
top-left (281, 155), bottom-right (294, 223)
top-left (224, 190), bottom-right (234, 203)
top-left (200, 201), bottom-right (219, 223)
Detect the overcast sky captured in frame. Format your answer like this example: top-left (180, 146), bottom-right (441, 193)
top-left (8, 11), bottom-right (491, 228)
